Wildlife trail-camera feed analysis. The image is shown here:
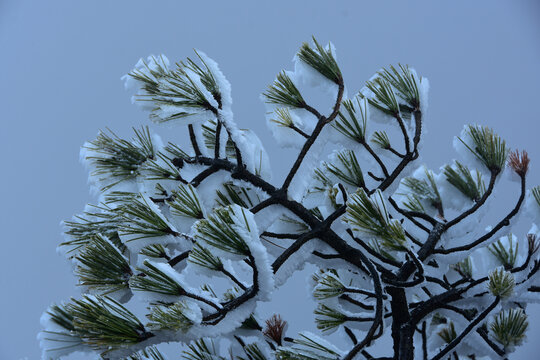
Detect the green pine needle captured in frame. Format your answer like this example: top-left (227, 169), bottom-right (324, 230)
top-left (237, 343), bottom-right (269, 360)
top-left (314, 304), bottom-right (347, 332)
top-left (75, 235), bottom-right (132, 294)
top-left (147, 301), bottom-right (196, 332)
top-left (62, 205), bottom-right (122, 252)
top-left (437, 322), bottom-right (457, 344)
top-left (201, 284), bottom-right (218, 299)
top-left (276, 333), bottom-right (341, 360)
top-left (310, 207), bottom-right (324, 221)
top-left (451, 257), bottom-right (473, 279)
top-left (345, 189), bottom-right (407, 251)
top-left (127, 346), bottom-right (167, 360)
top-left (188, 242), bottom-right (224, 271)
top-left (401, 168), bottom-right (443, 216)
top-left (263, 71), bottom-right (305, 108)
top-left (195, 206), bottom-right (250, 256)
top-left (531, 186), bottom-right (540, 208)
top-left (490, 308), bottom-right (528, 348)
top-left (167, 184), bottom-right (204, 219)
top-left (200, 284), bottom-right (218, 298)
top-left (271, 107), bottom-right (295, 128)
top-left (163, 65), bottom-right (215, 113)
top-left (312, 271), bottom-right (345, 299)
top-left (41, 329), bottom-right (83, 355)
top-left (130, 54), bottom-right (219, 123)
top-left (365, 77), bottom-right (401, 116)
top-left (431, 313), bottom-right (447, 325)
top-left (489, 235), bottom-right (519, 270)
top-left (443, 161), bottom-right (485, 202)
top-left (164, 142), bottom-right (190, 161)
top-left (202, 119), bottom-right (237, 157)
top-left (459, 125), bottom-right (508, 172)
top-left (333, 96), bottom-right (367, 143)
top-left (325, 150), bottom-right (365, 188)
top-left (67, 295), bottom-right (149, 349)
top-left (311, 168), bottom-right (332, 193)
top-left (183, 50), bottom-right (222, 107)
top-left (240, 314), bottom-right (263, 331)
top-left (48, 304), bottom-right (77, 333)
top-left (278, 214), bottom-right (310, 234)
top-left (297, 37), bottom-right (342, 84)
top-left (182, 338), bottom-right (224, 360)
top-left (140, 244), bottom-right (170, 260)
top-left (216, 182), bottom-right (258, 208)
top-left (84, 127), bottom-right (155, 191)
top-left (143, 152), bottom-right (185, 181)
top-left (402, 193), bottom-right (425, 213)
top-left (130, 260), bottom-right (185, 296)
top-left (488, 268), bottom-right (515, 298)
top-left (378, 64), bottom-right (421, 109)
top-left (119, 196), bottom-right (178, 241)
top-left (222, 286), bottom-right (241, 302)
top-left (128, 55), bottom-right (170, 95)
top-left (371, 131), bottom-right (391, 149)
top-left (104, 191), bottom-right (141, 205)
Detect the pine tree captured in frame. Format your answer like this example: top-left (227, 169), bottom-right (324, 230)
top-left (40, 38), bottom-right (540, 360)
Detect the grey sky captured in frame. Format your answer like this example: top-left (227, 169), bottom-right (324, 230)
top-left (1, 1), bottom-right (540, 359)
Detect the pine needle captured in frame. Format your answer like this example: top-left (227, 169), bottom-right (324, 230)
top-left (365, 77), bottom-right (400, 116)
top-left (333, 96), bottom-right (367, 143)
top-left (67, 295), bottom-right (149, 349)
top-left (147, 301), bottom-right (196, 332)
top-left (130, 260), bottom-right (185, 296)
top-left (378, 64), bottom-right (421, 109)
top-left (84, 127), bottom-right (155, 191)
top-left (195, 206), bottom-right (250, 256)
top-left (443, 161), bottom-right (485, 201)
top-left (345, 189), bottom-right (407, 251)
top-left (491, 308), bottom-right (528, 348)
top-left (75, 235), bottom-right (132, 294)
top-left (263, 71), bottom-right (305, 108)
top-left (459, 125), bottom-right (508, 172)
top-left (297, 37), bottom-right (342, 84)
top-left (325, 150), bottom-right (365, 188)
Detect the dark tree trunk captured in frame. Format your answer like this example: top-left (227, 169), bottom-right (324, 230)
top-left (387, 287), bottom-right (415, 360)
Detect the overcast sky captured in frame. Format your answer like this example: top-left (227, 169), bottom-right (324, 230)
top-left (1, 1), bottom-right (540, 359)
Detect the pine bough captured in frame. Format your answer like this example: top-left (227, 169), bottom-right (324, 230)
top-left (40, 38), bottom-right (540, 360)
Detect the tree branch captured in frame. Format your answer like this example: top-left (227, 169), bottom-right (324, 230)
top-left (435, 173), bottom-right (526, 254)
top-left (443, 168), bottom-right (499, 229)
top-left (282, 82), bottom-right (344, 190)
top-left (214, 120), bottom-right (222, 159)
top-left (430, 297), bottom-right (500, 360)
top-left (188, 124), bottom-right (202, 157)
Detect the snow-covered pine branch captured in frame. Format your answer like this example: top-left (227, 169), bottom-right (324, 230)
top-left (40, 38), bottom-right (540, 360)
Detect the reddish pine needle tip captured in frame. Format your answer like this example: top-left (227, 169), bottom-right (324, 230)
top-left (263, 314), bottom-right (287, 346)
top-left (508, 149), bottom-right (530, 176)
top-left (528, 233), bottom-right (540, 255)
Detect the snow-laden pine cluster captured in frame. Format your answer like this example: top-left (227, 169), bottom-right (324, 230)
top-left (40, 38), bottom-right (540, 360)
